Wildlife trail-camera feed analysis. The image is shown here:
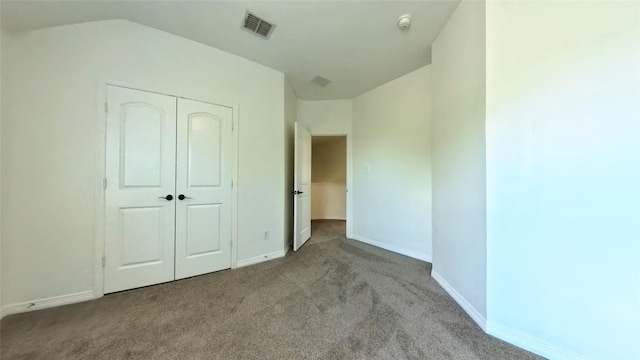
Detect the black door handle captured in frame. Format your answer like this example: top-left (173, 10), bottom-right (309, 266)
top-left (178, 194), bottom-right (192, 200)
top-left (293, 190), bottom-right (304, 195)
top-left (159, 194), bottom-right (174, 201)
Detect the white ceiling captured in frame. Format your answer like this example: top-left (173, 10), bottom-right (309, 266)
top-left (0, 0), bottom-right (460, 100)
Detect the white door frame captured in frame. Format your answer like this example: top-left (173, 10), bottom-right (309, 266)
top-left (306, 132), bottom-right (353, 239)
top-left (93, 80), bottom-right (239, 299)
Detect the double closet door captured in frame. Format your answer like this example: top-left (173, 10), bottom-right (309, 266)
top-left (104, 85), bottom-right (233, 293)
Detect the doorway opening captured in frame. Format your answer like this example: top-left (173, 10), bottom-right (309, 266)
top-left (311, 136), bottom-right (347, 240)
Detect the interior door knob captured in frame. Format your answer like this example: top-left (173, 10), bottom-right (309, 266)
top-left (293, 190), bottom-right (304, 195)
top-left (159, 194), bottom-right (174, 201)
top-left (178, 194), bottom-right (192, 200)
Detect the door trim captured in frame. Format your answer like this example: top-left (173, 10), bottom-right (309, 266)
top-left (303, 132), bottom-right (353, 240)
top-left (94, 80), bottom-right (239, 298)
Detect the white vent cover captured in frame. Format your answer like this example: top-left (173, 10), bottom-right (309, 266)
top-left (242, 11), bottom-right (275, 39)
top-left (311, 76), bottom-right (331, 87)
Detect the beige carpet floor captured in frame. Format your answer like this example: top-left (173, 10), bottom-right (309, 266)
top-left (0, 220), bottom-right (541, 360)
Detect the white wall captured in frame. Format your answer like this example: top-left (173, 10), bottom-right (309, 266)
top-left (298, 100), bottom-right (352, 136)
top-left (352, 65), bottom-right (432, 262)
top-left (284, 78), bottom-right (297, 249)
top-left (430, 0), bottom-right (487, 323)
top-left (486, 2), bottom-right (640, 359)
top-left (311, 137), bottom-right (346, 220)
top-left (312, 138), bottom-right (347, 183)
top-left (311, 184), bottom-right (346, 221)
top-left (1, 20), bottom-right (286, 308)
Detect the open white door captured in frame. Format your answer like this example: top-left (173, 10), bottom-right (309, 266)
top-left (293, 122), bottom-right (312, 251)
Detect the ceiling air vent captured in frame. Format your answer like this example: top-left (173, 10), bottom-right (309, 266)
top-left (242, 11), bottom-right (275, 39)
top-left (311, 76), bottom-right (331, 87)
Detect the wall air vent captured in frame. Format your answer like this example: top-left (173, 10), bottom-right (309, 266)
top-left (242, 11), bottom-right (276, 39)
top-left (311, 76), bottom-right (331, 87)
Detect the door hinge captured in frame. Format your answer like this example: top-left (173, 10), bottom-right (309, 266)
top-left (232, 121), bottom-right (234, 131)
top-left (103, 178), bottom-right (107, 189)
top-left (102, 255), bottom-right (106, 267)
top-left (104, 102), bottom-right (108, 113)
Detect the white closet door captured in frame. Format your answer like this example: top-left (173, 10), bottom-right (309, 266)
top-left (104, 86), bottom-right (177, 293)
top-left (174, 99), bottom-right (233, 280)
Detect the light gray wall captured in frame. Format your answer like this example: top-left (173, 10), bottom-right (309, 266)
top-left (486, 1), bottom-right (640, 358)
top-left (1, 20), bottom-right (286, 308)
top-left (352, 65), bottom-right (432, 262)
top-left (431, 0), bottom-right (487, 319)
top-left (297, 100), bottom-right (352, 136)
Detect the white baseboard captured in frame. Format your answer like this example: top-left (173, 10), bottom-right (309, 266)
top-left (1, 290), bottom-right (95, 319)
top-left (486, 322), bottom-right (587, 360)
top-left (237, 249), bottom-right (287, 268)
top-left (431, 271), bottom-right (487, 331)
top-left (351, 234), bottom-right (432, 262)
top-left (431, 272), bottom-right (585, 360)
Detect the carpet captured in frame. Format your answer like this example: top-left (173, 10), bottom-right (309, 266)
top-left (0, 220), bottom-right (541, 360)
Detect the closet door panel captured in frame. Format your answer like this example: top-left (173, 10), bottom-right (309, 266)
top-left (175, 99), bottom-right (233, 279)
top-left (104, 86), bottom-right (177, 293)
